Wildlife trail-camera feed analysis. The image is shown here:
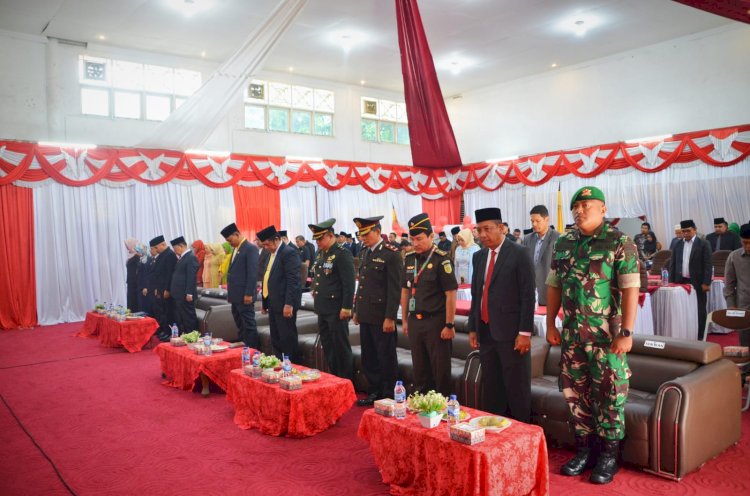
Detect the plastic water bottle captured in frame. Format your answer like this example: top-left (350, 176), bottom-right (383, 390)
top-left (282, 354), bottom-right (292, 377)
top-left (446, 394), bottom-right (461, 427)
top-left (661, 267), bottom-right (669, 287)
top-left (394, 381), bottom-right (406, 419)
top-left (252, 351), bottom-right (261, 367)
top-left (170, 323), bottom-right (179, 339)
top-left (241, 346), bottom-right (251, 367)
top-left (203, 334), bottom-right (212, 356)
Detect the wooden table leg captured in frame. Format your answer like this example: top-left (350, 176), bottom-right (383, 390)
top-left (200, 373), bottom-right (210, 397)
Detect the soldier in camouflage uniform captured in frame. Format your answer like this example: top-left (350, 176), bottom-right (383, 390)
top-left (546, 186), bottom-right (640, 485)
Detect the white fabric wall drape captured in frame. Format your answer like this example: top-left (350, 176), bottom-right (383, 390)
top-left (280, 184), bottom-right (318, 240)
top-left (465, 161), bottom-right (750, 245)
top-left (34, 183), bottom-right (235, 325)
top-left (137, 0), bottom-right (308, 150)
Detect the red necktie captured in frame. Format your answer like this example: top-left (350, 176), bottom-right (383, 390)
top-left (481, 250), bottom-right (496, 323)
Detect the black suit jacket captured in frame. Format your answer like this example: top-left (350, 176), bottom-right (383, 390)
top-left (467, 240), bottom-right (536, 342)
top-left (668, 237), bottom-right (712, 287)
top-left (170, 250), bottom-right (199, 299)
top-left (706, 231), bottom-right (741, 252)
top-left (262, 243), bottom-right (302, 312)
top-left (227, 240), bottom-right (259, 304)
top-left (152, 248), bottom-right (177, 293)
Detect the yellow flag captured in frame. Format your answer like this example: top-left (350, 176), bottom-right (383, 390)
top-left (557, 183), bottom-right (564, 233)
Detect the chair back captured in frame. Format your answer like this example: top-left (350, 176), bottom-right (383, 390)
top-left (711, 250), bottom-right (731, 277)
top-left (703, 309), bottom-right (750, 341)
top-left (649, 249), bottom-right (672, 275)
top-left (299, 261), bottom-right (309, 290)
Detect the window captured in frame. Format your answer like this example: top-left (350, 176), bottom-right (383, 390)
top-left (244, 79), bottom-right (334, 137)
top-left (79, 56), bottom-right (201, 120)
top-left (360, 97), bottom-right (409, 145)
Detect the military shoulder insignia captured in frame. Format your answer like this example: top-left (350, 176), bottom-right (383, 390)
top-left (434, 247), bottom-right (447, 256)
top-left (441, 259), bottom-right (452, 274)
top-left (373, 257), bottom-right (385, 263)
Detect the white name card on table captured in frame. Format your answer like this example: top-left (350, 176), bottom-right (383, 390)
top-left (727, 310), bottom-right (747, 318)
top-left (644, 340), bottom-right (666, 350)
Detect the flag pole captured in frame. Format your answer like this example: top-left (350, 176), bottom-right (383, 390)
top-left (557, 182), bottom-right (564, 233)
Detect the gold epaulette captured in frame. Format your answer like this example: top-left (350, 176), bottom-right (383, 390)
top-left (434, 247), bottom-right (447, 256)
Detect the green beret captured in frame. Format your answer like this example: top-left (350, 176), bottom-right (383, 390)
top-left (570, 186), bottom-right (605, 210)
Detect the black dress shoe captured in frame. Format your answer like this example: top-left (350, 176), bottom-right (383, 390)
top-left (561, 436), bottom-right (596, 476)
top-left (357, 394), bottom-right (379, 407)
top-left (590, 439), bottom-right (620, 484)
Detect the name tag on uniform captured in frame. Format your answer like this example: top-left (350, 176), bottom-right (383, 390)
top-left (408, 298), bottom-right (416, 312)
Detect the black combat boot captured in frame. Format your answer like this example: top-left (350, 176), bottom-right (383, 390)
top-left (561, 436), bottom-right (595, 476)
top-left (590, 439), bottom-right (620, 484)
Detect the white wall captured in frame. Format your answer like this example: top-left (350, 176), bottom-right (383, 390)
top-left (446, 24), bottom-right (750, 163)
top-left (0, 28), bottom-right (412, 166)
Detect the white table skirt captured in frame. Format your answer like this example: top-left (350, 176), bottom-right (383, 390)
top-left (707, 279), bottom-right (732, 334)
top-left (634, 293), bottom-right (654, 336)
top-left (651, 286), bottom-right (699, 340)
top-left (456, 287), bottom-right (472, 301)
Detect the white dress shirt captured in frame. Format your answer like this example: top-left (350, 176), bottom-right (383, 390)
top-left (681, 235), bottom-right (695, 278)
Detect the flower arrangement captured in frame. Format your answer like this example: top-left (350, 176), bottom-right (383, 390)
top-left (407, 390), bottom-right (448, 415)
top-left (258, 354), bottom-right (281, 369)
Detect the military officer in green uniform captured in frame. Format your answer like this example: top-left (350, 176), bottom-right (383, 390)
top-left (546, 186), bottom-right (640, 485)
top-left (352, 216), bottom-right (403, 406)
top-left (400, 213), bottom-right (458, 397)
top-left (309, 218), bottom-right (356, 380)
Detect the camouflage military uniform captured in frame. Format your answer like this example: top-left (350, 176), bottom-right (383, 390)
top-left (546, 222), bottom-right (640, 441)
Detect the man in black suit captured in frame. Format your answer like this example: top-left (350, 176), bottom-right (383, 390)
top-left (467, 208), bottom-right (535, 422)
top-left (169, 236), bottom-right (199, 334)
top-left (258, 225), bottom-right (302, 361)
top-left (523, 205), bottom-right (560, 306)
top-left (221, 223), bottom-right (260, 348)
top-left (151, 235), bottom-right (177, 341)
top-left (279, 230), bottom-right (295, 250)
top-left (706, 217), bottom-right (741, 252)
top-left (353, 216), bottom-right (402, 405)
top-left (668, 219), bottom-right (713, 339)
top-left (437, 232), bottom-right (452, 252)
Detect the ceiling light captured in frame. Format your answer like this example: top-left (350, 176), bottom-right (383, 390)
top-left (165, 0), bottom-right (216, 18)
top-left (436, 55), bottom-right (476, 76)
top-left (360, 80), bottom-right (366, 85)
top-left (184, 149), bottom-right (230, 157)
top-left (573, 20), bottom-right (586, 37)
top-left (288, 66), bottom-right (294, 72)
top-left (38, 141), bottom-right (97, 149)
top-left (551, 63), bottom-right (558, 68)
top-left (200, 50), bottom-right (206, 57)
top-left (97, 34), bottom-right (106, 40)
top-left (556, 13), bottom-right (604, 38)
top-left (625, 134), bottom-right (672, 144)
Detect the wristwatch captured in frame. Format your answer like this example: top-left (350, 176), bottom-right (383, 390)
top-left (619, 328), bottom-right (632, 338)
top-left (445, 323), bottom-right (455, 329)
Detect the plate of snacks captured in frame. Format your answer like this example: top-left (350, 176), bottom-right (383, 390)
top-left (469, 416), bottom-right (511, 432)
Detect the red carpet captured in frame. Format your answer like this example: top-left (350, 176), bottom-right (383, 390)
top-left (0, 324), bottom-right (748, 495)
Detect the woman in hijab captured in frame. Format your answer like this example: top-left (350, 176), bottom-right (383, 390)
top-left (219, 241), bottom-right (232, 285)
top-left (453, 228), bottom-right (480, 285)
top-left (124, 238), bottom-right (140, 311)
top-left (642, 231), bottom-right (659, 269)
top-left (135, 243), bottom-right (153, 315)
top-left (206, 243), bottom-right (225, 288)
top-left (192, 240), bottom-right (206, 287)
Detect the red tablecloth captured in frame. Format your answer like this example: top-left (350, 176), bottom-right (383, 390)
top-left (456, 300), bottom-right (471, 316)
top-left (154, 343), bottom-right (247, 391)
top-left (77, 311), bottom-right (107, 337)
top-left (96, 317), bottom-right (158, 352)
top-left (646, 283), bottom-right (692, 295)
top-left (77, 312), bottom-right (157, 352)
top-left (226, 368), bottom-right (356, 438)
top-left (358, 407), bottom-right (549, 496)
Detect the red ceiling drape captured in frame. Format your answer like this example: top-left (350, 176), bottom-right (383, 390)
top-left (421, 196), bottom-right (461, 233)
top-left (673, 1), bottom-right (750, 24)
top-left (0, 184), bottom-right (37, 329)
top-left (395, 0), bottom-right (463, 170)
top-left (231, 184), bottom-right (281, 241)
